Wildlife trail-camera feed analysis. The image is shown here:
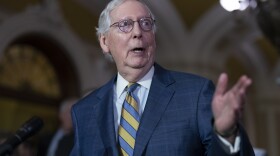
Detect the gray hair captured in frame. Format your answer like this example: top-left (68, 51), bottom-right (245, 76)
top-left (96, 0), bottom-right (156, 38)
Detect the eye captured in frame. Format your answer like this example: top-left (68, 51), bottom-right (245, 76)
top-left (119, 20), bottom-right (132, 27)
top-left (141, 18), bottom-right (152, 27)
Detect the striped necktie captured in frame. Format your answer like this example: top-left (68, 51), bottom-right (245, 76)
top-left (119, 83), bottom-right (140, 156)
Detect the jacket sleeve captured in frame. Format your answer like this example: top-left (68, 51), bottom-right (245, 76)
top-left (197, 79), bottom-right (255, 156)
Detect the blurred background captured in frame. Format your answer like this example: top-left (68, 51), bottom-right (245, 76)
top-left (0, 0), bottom-right (279, 155)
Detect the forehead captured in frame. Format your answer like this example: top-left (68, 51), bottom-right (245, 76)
top-left (110, 1), bottom-right (150, 20)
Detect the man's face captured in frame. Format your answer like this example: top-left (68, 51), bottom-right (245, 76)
top-left (100, 0), bottom-right (156, 77)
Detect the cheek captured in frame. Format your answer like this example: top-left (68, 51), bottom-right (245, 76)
top-left (145, 33), bottom-right (156, 46)
top-left (147, 37), bottom-right (156, 54)
top-left (109, 37), bottom-right (129, 56)
top-left (108, 34), bottom-right (128, 50)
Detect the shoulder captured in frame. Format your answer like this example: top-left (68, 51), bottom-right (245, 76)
top-left (153, 64), bottom-right (215, 95)
top-left (155, 63), bottom-right (213, 85)
top-left (72, 76), bottom-right (115, 110)
top-left (170, 70), bottom-right (215, 92)
top-left (170, 70), bottom-right (208, 81)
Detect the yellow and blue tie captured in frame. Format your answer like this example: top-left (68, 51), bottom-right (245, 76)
top-left (119, 83), bottom-right (140, 156)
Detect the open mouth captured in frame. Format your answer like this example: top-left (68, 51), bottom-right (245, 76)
top-left (132, 47), bottom-right (145, 53)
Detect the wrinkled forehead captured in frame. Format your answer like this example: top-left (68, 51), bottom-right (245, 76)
top-left (110, 0), bottom-right (151, 21)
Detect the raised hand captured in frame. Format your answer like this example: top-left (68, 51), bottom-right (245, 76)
top-left (212, 73), bottom-right (252, 139)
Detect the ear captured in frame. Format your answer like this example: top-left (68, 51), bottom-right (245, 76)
top-left (99, 34), bottom-right (110, 54)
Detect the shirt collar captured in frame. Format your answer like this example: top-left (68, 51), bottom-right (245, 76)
top-left (116, 66), bottom-right (154, 98)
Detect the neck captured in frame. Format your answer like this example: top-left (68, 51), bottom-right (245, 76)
top-left (119, 65), bottom-right (152, 82)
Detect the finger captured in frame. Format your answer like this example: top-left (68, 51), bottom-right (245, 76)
top-left (231, 76), bottom-right (246, 93)
top-left (239, 78), bottom-right (252, 96)
top-left (243, 76), bottom-right (252, 90)
top-left (231, 75), bottom-right (252, 94)
top-left (233, 77), bottom-right (251, 110)
top-left (214, 73), bottom-right (228, 97)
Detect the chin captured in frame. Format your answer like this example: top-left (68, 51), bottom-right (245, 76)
top-left (130, 64), bottom-right (146, 69)
top-left (126, 59), bottom-right (153, 69)
top-left (135, 62), bottom-right (153, 70)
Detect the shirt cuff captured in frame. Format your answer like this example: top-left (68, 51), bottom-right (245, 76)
top-left (217, 135), bottom-right (241, 154)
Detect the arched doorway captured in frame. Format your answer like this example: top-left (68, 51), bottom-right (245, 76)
top-left (0, 33), bottom-right (80, 134)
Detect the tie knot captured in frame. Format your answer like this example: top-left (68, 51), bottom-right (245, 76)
top-left (127, 83), bottom-right (139, 93)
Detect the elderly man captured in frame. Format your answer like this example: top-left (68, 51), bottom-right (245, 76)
top-left (70, 0), bottom-right (254, 155)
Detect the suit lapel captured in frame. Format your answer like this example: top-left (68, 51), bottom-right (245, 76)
top-left (134, 64), bottom-right (175, 156)
top-left (93, 78), bottom-right (119, 155)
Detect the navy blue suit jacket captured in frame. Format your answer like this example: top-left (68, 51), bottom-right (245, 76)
top-left (70, 64), bottom-right (254, 156)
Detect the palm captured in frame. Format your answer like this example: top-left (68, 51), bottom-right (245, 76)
top-left (212, 73), bottom-right (252, 133)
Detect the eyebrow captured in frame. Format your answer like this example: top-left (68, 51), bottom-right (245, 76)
top-left (116, 16), bottom-right (152, 21)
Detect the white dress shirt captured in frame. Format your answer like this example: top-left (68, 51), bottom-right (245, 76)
top-left (47, 128), bottom-right (65, 156)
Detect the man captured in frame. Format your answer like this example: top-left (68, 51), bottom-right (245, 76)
top-left (38, 98), bottom-right (77, 156)
top-left (70, 0), bottom-right (254, 155)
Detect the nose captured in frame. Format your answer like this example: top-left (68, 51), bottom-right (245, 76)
top-left (132, 22), bottom-right (142, 38)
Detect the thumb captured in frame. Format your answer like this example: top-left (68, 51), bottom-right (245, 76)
top-left (214, 73), bottom-right (228, 97)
